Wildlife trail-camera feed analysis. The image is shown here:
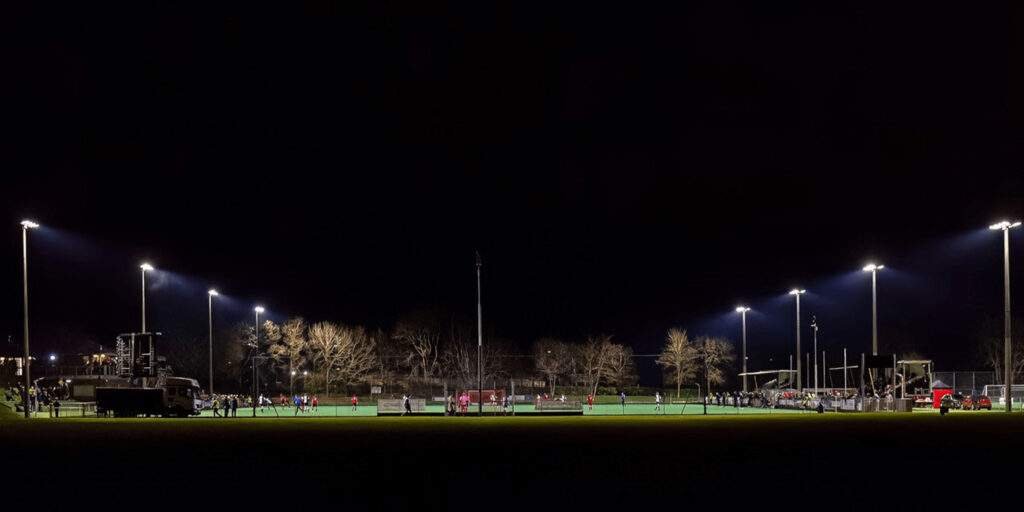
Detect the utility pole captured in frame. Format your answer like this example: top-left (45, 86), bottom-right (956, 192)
top-left (476, 251), bottom-right (483, 416)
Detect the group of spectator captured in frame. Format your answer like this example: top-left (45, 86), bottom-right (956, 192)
top-left (7, 383), bottom-right (66, 416)
top-left (209, 394), bottom-right (244, 417)
top-left (708, 390), bottom-right (775, 408)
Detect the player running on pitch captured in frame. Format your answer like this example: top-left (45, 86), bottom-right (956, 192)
top-left (654, 391), bottom-right (662, 411)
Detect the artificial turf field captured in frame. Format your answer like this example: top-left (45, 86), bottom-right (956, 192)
top-left (3, 406), bottom-right (1022, 509)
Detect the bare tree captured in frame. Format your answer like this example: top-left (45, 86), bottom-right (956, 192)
top-left (393, 315), bottom-right (441, 381)
top-left (371, 328), bottom-right (404, 394)
top-left (440, 323), bottom-right (508, 386)
top-left (268, 317), bottom-right (307, 387)
top-left (579, 334), bottom-right (618, 396)
top-left (330, 325), bottom-right (377, 391)
top-left (697, 336), bottom-right (735, 394)
top-left (656, 328), bottom-right (699, 398)
top-left (307, 321), bottom-right (378, 396)
top-left (606, 345), bottom-right (637, 388)
top-left (533, 338), bottom-right (574, 396)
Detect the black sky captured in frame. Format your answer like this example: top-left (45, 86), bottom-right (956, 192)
top-left (2, 3), bottom-right (1021, 375)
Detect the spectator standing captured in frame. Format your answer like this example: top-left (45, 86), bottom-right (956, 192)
top-left (230, 395), bottom-right (238, 417)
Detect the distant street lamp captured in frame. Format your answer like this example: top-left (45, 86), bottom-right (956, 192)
top-left (990, 220), bottom-right (1021, 412)
top-left (253, 306), bottom-right (264, 417)
top-left (21, 219), bottom-right (39, 418)
top-left (735, 307), bottom-right (751, 392)
top-left (789, 289), bottom-right (806, 390)
top-left (139, 263), bottom-right (154, 332)
top-left (208, 289), bottom-right (219, 395)
top-left (862, 263), bottom-right (884, 356)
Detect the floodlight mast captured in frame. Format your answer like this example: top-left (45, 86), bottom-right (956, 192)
top-left (21, 220), bottom-right (39, 418)
top-left (208, 289), bottom-right (219, 395)
top-left (789, 289), bottom-right (806, 390)
top-left (862, 263), bottom-right (884, 355)
top-left (140, 263), bottom-right (154, 332)
top-left (476, 251), bottom-right (483, 416)
top-left (736, 307), bottom-right (750, 392)
top-left (990, 220), bottom-right (1021, 412)
top-left (253, 306), bottom-right (264, 417)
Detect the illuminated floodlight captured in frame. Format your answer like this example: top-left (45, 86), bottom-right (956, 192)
top-left (208, 289), bottom-right (219, 296)
top-left (989, 220), bottom-right (1022, 230)
top-left (735, 306), bottom-right (750, 313)
top-left (254, 306), bottom-right (265, 314)
top-left (290, 370), bottom-right (296, 376)
top-left (862, 263), bottom-right (885, 272)
top-left (789, 289), bottom-right (806, 295)
top-left (48, 354), bottom-right (56, 362)
top-left (140, 263), bottom-right (154, 271)
top-left (20, 220), bottom-right (40, 229)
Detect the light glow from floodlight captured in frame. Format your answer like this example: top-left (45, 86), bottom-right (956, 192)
top-left (990, 220), bottom-right (1022, 230)
top-left (48, 354), bottom-right (56, 362)
top-left (735, 306), bottom-right (750, 313)
top-left (254, 306), bottom-right (265, 313)
top-left (789, 289), bottom-right (806, 295)
top-left (20, 220), bottom-right (40, 229)
top-left (862, 263), bottom-right (884, 272)
top-left (140, 263), bottom-right (154, 271)
top-left (208, 289), bottom-right (219, 296)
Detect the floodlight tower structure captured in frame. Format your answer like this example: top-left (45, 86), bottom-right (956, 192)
top-left (208, 289), bottom-right (219, 395)
top-left (20, 220), bottom-right (39, 418)
top-left (140, 263), bottom-right (154, 332)
top-left (990, 220), bottom-right (1021, 412)
top-left (253, 306), bottom-right (264, 418)
top-left (789, 289), bottom-right (806, 391)
top-left (862, 263), bottom-right (884, 356)
top-left (735, 307), bottom-right (750, 392)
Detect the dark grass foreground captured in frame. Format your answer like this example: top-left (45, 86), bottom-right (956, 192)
top-left (2, 409), bottom-right (1022, 509)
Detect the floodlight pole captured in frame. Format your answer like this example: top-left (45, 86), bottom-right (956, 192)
top-left (741, 309), bottom-right (748, 392)
top-left (1001, 225), bottom-right (1013, 412)
top-left (790, 290), bottom-right (805, 391)
top-left (736, 307), bottom-right (750, 392)
top-left (476, 251), bottom-right (483, 416)
top-left (253, 307), bottom-right (261, 418)
top-left (141, 268), bottom-right (147, 333)
top-left (811, 316), bottom-right (818, 393)
top-left (208, 291), bottom-right (216, 395)
top-left (21, 223), bottom-right (33, 418)
top-left (871, 269), bottom-right (879, 356)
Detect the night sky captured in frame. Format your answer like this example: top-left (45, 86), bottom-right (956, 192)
top-left (2, 4), bottom-right (1020, 379)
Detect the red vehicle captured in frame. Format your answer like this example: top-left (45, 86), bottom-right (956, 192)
top-left (961, 395), bottom-right (992, 410)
